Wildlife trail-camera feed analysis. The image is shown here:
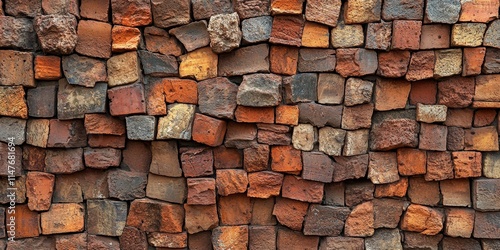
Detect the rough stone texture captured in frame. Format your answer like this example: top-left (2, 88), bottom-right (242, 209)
top-left (242, 16), bottom-right (273, 44)
top-left (156, 104), bottom-right (195, 140)
top-left (365, 229), bottom-right (402, 250)
top-left (318, 127), bottom-right (346, 156)
top-left (283, 73), bottom-right (318, 103)
top-left (112, 0), bottom-right (152, 27)
top-left (392, 20), bottom-right (422, 50)
top-left (108, 170), bottom-right (147, 200)
top-left (34, 14), bottom-right (77, 55)
top-left (374, 78), bottom-right (411, 111)
top-left (425, 0), bottom-right (461, 24)
top-left (218, 43), bottom-right (269, 77)
top-left (179, 47), bottom-right (218, 81)
top-left (0, 50), bottom-right (35, 87)
top-left (370, 119), bottom-right (419, 151)
top-left (330, 22), bottom-right (364, 48)
top-left (87, 200), bottom-right (127, 236)
top-left (484, 19), bottom-right (500, 48)
top-left (401, 204), bottom-right (444, 235)
top-left (62, 54), bottom-right (106, 88)
top-left (335, 49), bottom-right (378, 77)
top-left (0, 86), bottom-right (28, 119)
top-left (344, 0), bottom-right (382, 24)
top-left (366, 21), bottom-right (392, 50)
top-left (438, 76), bottom-right (475, 108)
top-left (75, 20), bottom-right (111, 59)
top-left (269, 15), bottom-right (304, 47)
top-left (434, 49), bottom-right (463, 78)
top-left (368, 152), bottom-right (399, 184)
top-left (473, 211), bottom-right (500, 238)
top-left (406, 51), bottom-right (435, 81)
top-left (237, 74), bottom-right (281, 107)
top-left (0, 16), bottom-right (37, 50)
top-left (304, 205), bottom-right (351, 236)
top-left (208, 13), bottom-right (242, 53)
top-left (57, 79), bottom-right (107, 119)
top-left (451, 23), bottom-right (487, 47)
top-left (426, 151), bottom-right (454, 181)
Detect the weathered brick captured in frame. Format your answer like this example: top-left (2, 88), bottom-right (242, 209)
top-left (156, 104), bottom-right (195, 140)
top-left (151, 0), bottom-right (190, 28)
top-left (27, 83), bottom-right (56, 118)
top-left (406, 51), bottom-right (435, 81)
top-left (275, 105), bottom-right (299, 126)
top-left (45, 148), bottom-right (84, 173)
top-left (62, 54), bottom-right (106, 88)
top-left (139, 51), bottom-right (178, 77)
top-left (249, 226), bottom-right (276, 250)
top-left (438, 76), bottom-right (475, 108)
top-left (0, 117), bottom-right (26, 145)
top-left (408, 177), bottom-right (440, 206)
top-left (292, 124), bottom-right (315, 151)
top-left (445, 208), bottom-right (475, 238)
top-left (419, 123), bottom-right (447, 151)
top-left (452, 151), bottom-right (481, 178)
top-left (375, 177), bottom-right (408, 198)
top-left (335, 48), bottom-right (378, 77)
top-left (317, 74), bottom-right (344, 105)
top-left (382, 0), bottom-right (424, 20)
top-left (366, 21), bottom-right (392, 50)
top-left (301, 22), bottom-right (330, 48)
top-left (397, 148), bottom-right (426, 176)
top-left (270, 145), bottom-right (301, 174)
top-left (119, 227), bottom-right (148, 250)
top-left (127, 198), bottom-right (184, 233)
top-left (420, 24), bottom-right (451, 49)
top-left (34, 56), bottom-right (61, 80)
top-left (342, 104), bottom-right (374, 130)
top-left (273, 197), bottom-right (308, 230)
top-left (111, 25), bottom-right (140, 53)
top-left (374, 78), bottom-right (411, 111)
top-left (451, 23), bottom-right (487, 47)
top-left (332, 154), bottom-right (369, 182)
top-left (57, 79), bottom-right (107, 119)
top-left (234, 0), bottom-right (270, 19)
top-left (108, 169), bottom-right (147, 200)
top-left (392, 20), bottom-right (422, 50)
top-left (88, 135), bottom-right (126, 149)
top-left (169, 21), bottom-right (210, 52)
top-left (207, 13), bottom-right (242, 54)
top-left (218, 44), bottom-right (269, 76)
top-left (270, 46), bottom-right (298, 75)
top-left (0, 50), bottom-right (34, 87)
top-left (184, 204), bottom-right (218, 234)
top-left (242, 15), bottom-right (273, 44)
top-left (0, 86), bottom-right (27, 120)
top-left (192, 0), bottom-right (233, 20)
top-left (148, 232), bottom-right (187, 248)
top-left (146, 174), bottom-right (186, 204)
top-left (281, 175), bottom-right (324, 203)
top-left (248, 171), bottom-right (283, 198)
top-left (473, 211), bottom-right (500, 238)
top-left (47, 119), bottom-right (87, 148)
top-left (212, 226), bottom-right (249, 250)
top-left (409, 80), bottom-right (437, 105)
top-left (111, 0), bottom-right (152, 26)
top-left (483, 239), bottom-right (500, 250)
top-left (464, 126), bottom-right (499, 151)
top-left (368, 152), bottom-right (399, 184)
top-left (84, 114), bottom-right (125, 136)
top-left (188, 231), bottom-right (212, 250)
top-left (277, 229), bottom-right (319, 249)
top-left (343, 129), bottom-right (369, 156)
top-left (237, 73), bottom-right (282, 107)
top-left (403, 232), bottom-right (443, 250)
top-left (330, 22), bottom-right (364, 48)
top-left (84, 147), bottom-right (121, 169)
top-left (216, 169), bottom-right (248, 196)
top-left (25, 119), bottom-right (48, 149)
top-left (87, 235), bottom-right (119, 250)
top-left (473, 178), bottom-right (500, 211)
top-left (305, 0), bottom-right (341, 27)
top-left (179, 47), bottom-right (218, 81)
top-left (0, 16), bottom-right (37, 50)
top-left (55, 233), bottom-right (87, 250)
top-left (283, 73), bottom-right (318, 103)
top-left (484, 19), bottom-right (500, 49)
top-left (298, 48), bottom-right (336, 72)
top-left (149, 141), bottom-right (181, 177)
top-left (15, 204), bottom-right (40, 238)
top-left (34, 14), bottom-right (78, 55)
top-left (225, 122), bottom-right (258, 149)
top-left (75, 20), bottom-right (111, 58)
top-left (304, 204), bottom-right (351, 236)
top-left (319, 127), bottom-right (346, 156)
top-left (425, 0), bottom-right (461, 24)
top-left (181, 147), bottom-right (214, 177)
top-left (87, 199), bottom-right (127, 236)
top-left (373, 198), bottom-right (405, 228)
top-left (125, 116), bottom-right (155, 141)
top-left (144, 26), bottom-right (182, 56)
top-left (80, 0), bottom-right (109, 21)
top-left (40, 203), bottom-right (84, 234)
top-left (251, 198), bottom-right (277, 225)
top-left (344, 0), bottom-right (381, 24)
top-left (323, 182), bottom-right (344, 206)
top-left (121, 141), bottom-right (151, 173)
top-left (475, 75), bottom-right (500, 103)
top-left (218, 193), bottom-right (252, 225)
top-left (460, 0), bottom-right (499, 23)
top-left (269, 15), bottom-right (304, 47)
top-left (426, 151), bottom-right (453, 181)
top-left (271, 0), bottom-right (303, 14)
top-left (6, 237), bottom-right (56, 249)
top-left (483, 48), bottom-right (500, 74)
top-left (298, 103), bottom-right (343, 127)
top-left (447, 126), bottom-right (465, 151)
top-left (401, 204), bottom-right (444, 235)
top-left (320, 237), bottom-right (364, 250)
top-left (434, 49), bottom-right (462, 78)
top-left (52, 174), bottom-right (83, 203)
top-left (377, 51), bottom-right (410, 78)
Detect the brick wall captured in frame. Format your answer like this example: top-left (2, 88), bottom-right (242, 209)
top-left (0, 0), bottom-right (500, 249)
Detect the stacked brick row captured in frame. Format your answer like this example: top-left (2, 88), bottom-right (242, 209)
top-left (1, 0), bottom-right (500, 249)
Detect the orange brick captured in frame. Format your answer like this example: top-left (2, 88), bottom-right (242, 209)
top-left (397, 148), bottom-right (427, 176)
top-left (445, 208), bottom-right (475, 238)
top-left (16, 204), bottom-right (40, 238)
top-left (463, 47), bottom-right (486, 76)
top-left (84, 114), bottom-right (126, 135)
top-left (374, 177), bottom-right (408, 198)
top-left (374, 78), bottom-right (411, 111)
top-left (452, 151), bottom-right (482, 178)
top-left (34, 56), bottom-right (61, 80)
top-left (301, 21), bottom-right (329, 48)
top-left (276, 105), bottom-right (299, 125)
top-left (247, 171), bottom-right (284, 198)
top-left (401, 204), bottom-right (444, 235)
top-left (271, 145), bottom-right (302, 174)
top-left (192, 113), bottom-right (227, 147)
top-left (163, 78), bottom-right (198, 104)
top-left (218, 194), bottom-right (252, 225)
top-left (281, 175), bottom-right (324, 203)
top-left (270, 45), bottom-right (299, 75)
top-left (126, 198), bottom-right (184, 233)
top-left (40, 203), bottom-right (85, 234)
top-left (271, 0), bottom-right (304, 14)
top-left (26, 172), bottom-right (55, 211)
top-left (187, 178), bottom-right (216, 205)
top-left (459, 0), bottom-right (499, 23)
top-left (112, 25), bottom-right (141, 52)
top-left (235, 106), bottom-right (275, 124)
top-left (474, 109), bottom-right (496, 127)
top-left (273, 197), bottom-right (308, 230)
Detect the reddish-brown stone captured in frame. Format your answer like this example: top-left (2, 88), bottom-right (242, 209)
top-left (192, 113), bottom-right (227, 147)
top-left (452, 151), bottom-right (482, 178)
top-left (16, 204), bottom-right (40, 238)
top-left (244, 144), bottom-right (270, 172)
top-left (214, 146), bottom-right (243, 169)
top-left (409, 80), bottom-right (437, 105)
top-left (26, 171), bottom-right (55, 211)
top-left (377, 51), bottom-right (410, 78)
top-left (181, 147), bottom-right (213, 177)
top-left (273, 197), bottom-right (309, 231)
top-left (47, 119), bottom-right (87, 148)
top-left (271, 145), bottom-right (302, 174)
top-left (75, 20), bottom-right (111, 58)
top-left (374, 78), bottom-right (411, 111)
top-left (184, 204), bottom-right (219, 234)
top-left (344, 201), bottom-right (374, 237)
top-left (247, 171), bottom-right (284, 198)
top-left (474, 109), bottom-right (497, 127)
top-left (332, 154), bottom-right (369, 182)
top-left (401, 204), bottom-right (444, 235)
top-left (463, 47), bottom-right (486, 76)
top-left (277, 229), bottom-right (319, 249)
top-left (392, 20), bottom-right (422, 50)
top-left (370, 119), bottom-right (419, 151)
top-left (374, 177), bottom-right (408, 198)
top-left (83, 147), bottom-right (121, 169)
top-left (119, 227), bottom-right (148, 250)
top-left (419, 123), bottom-right (447, 151)
top-left (81, 0), bottom-right (109, 21)
top-left (216, 169), bottom-right (248, 196)
top-left (126, 198), bottom-right (184, 233)
top-left (111, 25), bottom-right (141, 52)
top-left (425, 151), bottom-right (453, 181)
top-left (335, 48), bottom-right (378, 77)
top-left (187, 178), bottom-right (216, 205)
top-left (108, 84), bottom-right (146, 116)
top-left (438, 76), bottom-right (475, 108)
top-left (111, 0), bottom-right (152, 27)
top-left (420, 24), bottom-right (450, 49)
top-left (397, 148), bottom-right (427, 176)
top-left (269, 15), bottom-right (305, 47)
top-left (408, 177), bottom-right (440, 206)
top-left (270, 45), bottom-right (299, 75)
top-left (218, 193), bottom-right (252, 225)
top-left (84, 114), bottom-right (126, 135)
top-left (281, 175), bottom-right (324, 203)
top-left (406, 51), bottom-right (435, 81)
top-left (34, 56), bottom-right (61, 80)
top-left (235, 106), bottom-right (275, 124)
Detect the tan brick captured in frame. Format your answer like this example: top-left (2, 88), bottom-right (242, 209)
top-left (397, 148), bottom-right (427, 176)
top-left (464, 126), bottom-right (499, 151)
top-left (179, 47), bottom-right (218, 81)
top-left (445, 208), bottom-right (475, 238)
top-left (301, 22), bottom-right (329, 48)
top-left (451, 23), bottom-right (487, 47)
top-left (330, 22), bottom-right (364, 48)
top-left (344, 0), bottom-right (381, 24)
top-left (374, 78), bottom-right (410, 111)
top-left (368, 152), bottom-right (399, 184)
top-left (41, 203), bottom-right (85, 234)
top-left (112, 25), bottom-right (141, 52)
top-left (212, 226), bottom-right (249, 250)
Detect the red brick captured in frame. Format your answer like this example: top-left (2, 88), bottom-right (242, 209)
top-left (75, 20), bottom-right (111, 58)
top-left (377, 50), bottom-right (410, 78)
top-left (121, 141), bottom-right (151, 173)
top-left (332, 154), bottom-right (369, 182)
top-left (269, 15), bottom-right (305, 47)
top-left (271, 145), bottom-right (302, 174)
top-left (84, 114), bottom-right (126, 135)
top-left (188, 231), bottom-right (212, 250)
top-left (270, 45), bottom-right (299, 75)
top-left (276, 105), bottom-right (299, 125)
top-left (406, 51), bottom-right (435, 81)
top-left (392, 20), bottom-right (422, 50)
top-left (151, 0), bottom-right (190, 28)
top-left (301, 151), bottom-right (334, 183)
top-left (257, 130), bottom-right (292, 146)
top-left (474, 109), bottom-right (496, 127)
top-left (249, 226), bottom-right (277, 250)
top-left (111, 25), bottom-right (141, 52)
top-left (22, 145), bottom-right (46, 171)
top-left (346, 181), bottom-right (375, 207)
top-left (277, 229), bottom-right (319, 249)
top-left (463, 47), bottom-right (486, 76)
top-left (148, 232), bottom-right (187, 248)
top-left (282, 175), bottom-right (324, 203)
top-left (144, 26), bottom-right (182, 56)
top-left (34, 56), bottom-right (61, 80)
top-left (244, 144), bottom-right (270, 172)
top-left (247, 171), bottom-right (284, 198)
top-left (119, 227), bottom-right (147, 250)
top-left (374, 78), bottom-right (411, 111)
top-left (216, 169), bottom-right (248, 196)
top-left (108, 84), bottom-right (146, 116)
top-left (344, 201), bottom-right (374, 237)
top-left (373, 199), bottom-right (405, 229)
top-left (212, 226), bottom-right (249, 250)
top-left (83, 147), bottom-right (121, 169)
top-left (144, 79), bottom-right (167, 116)
top-left (425, 151), bottom-right (453, 181)
top-left (447, 126), bottom-right (465, 151)
top-left (80, 0), bottom-right (109, 21)
top-left (445, 108), bottom-right (474, 128)
top-left (87, 235), bottom-right (119, 250)
top-left (224, 122), bottom-right (258, 149)
top-left (192, 113), bottom-right (227, 147)
top-left (420, 24), bottom-right (450, 49)
top-left (459, 0), bottom-right (499, 23)
top-left (397, 148), bottom-right (427, 176)
top-left (445, 208), bottom-right (475, 238)
top-left (47, 119), bottom-right (87, 148)
top-left (163, 78), bottom-right (198, 104)
top-left (187, 178), bottom-right (216, 205)
top-left (401, 204), bottom-right (444, 235)
top-left (438, 76), bottom-right (475, 108)
top-left (1, 86), bottom-right (28, 119)
top-left (219, 193), bottom-right (252, 225)
top-left (26, 172), bottom-right (55, 211)
top-left (45, 148), bottom-right (84, 173)
top-left (235, 106), bottom-right (275, 123)
top-left (88, 134), bottom-right (126, 148)
top-left (374, 177), bottom-right (408, 198)
top-left (251, 198), bottom-right (277, 226)
top-left (126, 198), bottom-right (184, 233)
top-left (181, 147), bottom-right (213, 177)
top-left (452, 151), bottom-right (482, 178)
top-left (408, 177), bottom-right (440, 206)
top-left (420, 123), bottom-right (448, 151)
top-left (273, 197), bottom-right (308, 230)
top-left (55, 233), bottom-right (88, 250)
top-left (184, 204), bottom-right (219, 234)
top-left (409, 80), bottom-right (437, 105)
top-left (111, 0), bottom-right (152, 27)
top-left (40, 203), bottom-right (85, 234)
top-left (16, 204), bottom-right (40, 238)
top-left (335, 48), bottom-right (378, 77)
top-left (214, 146), bottom-right (242, 169)
top-left (271, 0), bottom-right (303, 14)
